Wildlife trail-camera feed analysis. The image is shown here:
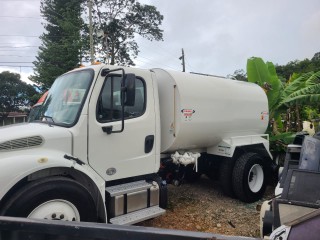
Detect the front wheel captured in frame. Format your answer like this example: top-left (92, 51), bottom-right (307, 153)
top-left (0, 177), bottom-right (98, 222)
top-left (232, 153), bottom-right (267, 203)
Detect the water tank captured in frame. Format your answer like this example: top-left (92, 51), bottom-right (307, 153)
top-left (152, 69), bottom-right (269, 153)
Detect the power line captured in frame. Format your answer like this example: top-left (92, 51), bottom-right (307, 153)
top-left (0, 62), bottom-right (33, 63)
top-left (136, 55), bottom-right (178, 71)
top-left (0, 42), bottom-right (40, 44)
top-left (0, 35), bottom-right (40, 38)
top-left (0, 16), bottom-right (41, 19)
top-left (0, 55), bottom-right (35, 57)
top-left (0, 34), bottom-right (84, 38)
top-left (185, 59), bottom-right (196, 72)
top-left (139, 41), bottom-right (180, 60)
top-left (0, 46), bottom-right (39, 48)
top-left (0, 65), bottom-right (33, 68)
top-left (0, 49), bottom-right (34, 52)
top-left (0, 0), bottom-right (39, 1)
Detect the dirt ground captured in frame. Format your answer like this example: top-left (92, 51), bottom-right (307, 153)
top-left (138, 176), bottom-right (275, 238)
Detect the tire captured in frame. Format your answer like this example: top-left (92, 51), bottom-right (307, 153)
top-left (0, 177), bottom-right (98, 222)
top-left (184, 165), bottom-right (202, 183)
top-left (232, 153), bottom-right (267, 203)
top-left (219, 158), bottom-right (236, 198)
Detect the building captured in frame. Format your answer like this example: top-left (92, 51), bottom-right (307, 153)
top-left (0, 112), bottom-right (28, 126)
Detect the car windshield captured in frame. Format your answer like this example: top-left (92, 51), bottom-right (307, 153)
top-left (32, 69), bottom-right (93, 127)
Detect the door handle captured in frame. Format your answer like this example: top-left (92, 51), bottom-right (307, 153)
top-left (145, 135), bottom-right (154, 153)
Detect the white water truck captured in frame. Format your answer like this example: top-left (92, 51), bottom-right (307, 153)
top-left (0, 64), bottom-right (273, 224)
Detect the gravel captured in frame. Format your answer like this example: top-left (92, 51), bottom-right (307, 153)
top-left (138, 175), bottom-right (275, 238)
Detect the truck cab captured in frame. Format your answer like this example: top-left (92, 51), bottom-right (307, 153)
top-left (0, 65), bottom-right (165, 224)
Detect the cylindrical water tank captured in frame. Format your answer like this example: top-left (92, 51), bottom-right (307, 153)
top-left (152, 69), bottom-right (269, 153)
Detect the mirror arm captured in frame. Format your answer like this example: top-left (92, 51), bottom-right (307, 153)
top-left (101, 68), bottom-right (126, 134)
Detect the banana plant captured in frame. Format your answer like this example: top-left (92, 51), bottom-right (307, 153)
top-left (278, 71), bottom-right (320, 107)
top-left (247, 57), bottom-right (283, 117)
top-left (247, 57), bottom-right (320, 159)
top-left (247, 57), bottom-right (283, 134)
top-left (247, 57), bottom-right (320, 134)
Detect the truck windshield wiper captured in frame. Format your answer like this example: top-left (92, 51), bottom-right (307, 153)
top-left (42, 115), bottom-right (55, 126)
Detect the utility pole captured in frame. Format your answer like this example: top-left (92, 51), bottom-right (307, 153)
top-left (179, 48), bottom-right (185, 72)
top-left (88, 0), bottom-right (94, 64)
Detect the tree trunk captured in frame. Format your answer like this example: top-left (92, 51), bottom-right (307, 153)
top-left (296, 104), bottom-right (302, 132)
top-left (272, 118), bottom-right (280, 135)
top-left (285, 108), bottom-right (291, 132)
top-left (110, 42), bottom-right (115, 65)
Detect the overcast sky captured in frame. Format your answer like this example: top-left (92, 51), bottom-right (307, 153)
top-left (0, 0), bottom-right (319, 84)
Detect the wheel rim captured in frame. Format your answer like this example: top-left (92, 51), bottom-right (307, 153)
top-left (28, 199), bottom-right (80, 221)
top-left (248, 164), bottom-right (264, 193)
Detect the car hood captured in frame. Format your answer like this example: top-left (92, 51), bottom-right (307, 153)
top-left (0, 123), bottom-right (72, 154)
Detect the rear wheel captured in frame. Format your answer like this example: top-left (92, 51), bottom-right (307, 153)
top-left (232, 153), bottom-right (267, 203)
top-left (0, 177), bottom-right (98, 222)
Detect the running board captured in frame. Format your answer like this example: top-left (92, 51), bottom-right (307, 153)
top-left (109, 206), bottom-right (165, 225)
top-left (106, 180), bottom-right (152, 197)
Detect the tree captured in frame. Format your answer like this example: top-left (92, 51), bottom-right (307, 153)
top-left (247, 57), bottom-right (320, 161)
top-left (275, 52), bottom-right (320, 80)
top-left (227, 69), bottom-right (247, 81)
top-left (0, 71), bottom-right (37, 117)
top-left (30, 0), bottom-right (85, 90)
top-left (247, 57), bottom-right (320, 134)
top-left (92, 0), bottom-right (163, 65)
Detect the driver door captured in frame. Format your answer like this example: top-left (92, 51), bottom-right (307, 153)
top-left (87, 70), bottom-right (157, 181)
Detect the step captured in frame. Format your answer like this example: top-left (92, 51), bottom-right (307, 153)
top-left (110, 206), bottom-right (165, 225)
top-left (106, 180), bottom-right (152, 197)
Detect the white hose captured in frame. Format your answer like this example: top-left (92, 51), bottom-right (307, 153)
top-left (171, 151), bottom-right (201, 171)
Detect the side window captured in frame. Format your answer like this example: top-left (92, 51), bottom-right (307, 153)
top-left (97, 75), bottom-right (145, 122)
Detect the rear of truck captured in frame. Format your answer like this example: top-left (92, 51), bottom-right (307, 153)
top-left (153, 68), bottom-right (273, 203)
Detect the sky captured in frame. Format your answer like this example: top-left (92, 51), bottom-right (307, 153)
top-left (0, 0), bottom-right (320, 84)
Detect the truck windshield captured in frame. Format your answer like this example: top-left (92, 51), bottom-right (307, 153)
top-left (32, 69), bottom-right (93, 127)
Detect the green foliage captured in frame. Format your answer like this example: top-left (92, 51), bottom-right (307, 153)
top-left (303, 107), bottom-right (320, 121)
top-left (247, 57), bottom-right (270, 86)
top-left (92, 0), bottom-right (163, 65)
top-left (269, 132), bottom-right (296, 155)
top-left (266, 62), bottom-right (283, 111)
top-left (247, 58), bottom-right (320, 116)
top-left (247, 57), bottom-right (283, 113)
top-left (227, 69), bottom-right (247, 81)
top-left (0, 71), bottom-right (37, 115)
top-left (275, 52), bottom-right (320, 80)
top-left (247, 55), bottom-right (320, 156)
top-left (29, 0), bottom-right (86, 90)
top-left (247, 57), bottom-right (320, 133)
top-left (278, 71), bottom-right (320, 108)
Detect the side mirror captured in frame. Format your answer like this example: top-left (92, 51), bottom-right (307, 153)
top-left (123, 73), bottom-right (135, 106)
